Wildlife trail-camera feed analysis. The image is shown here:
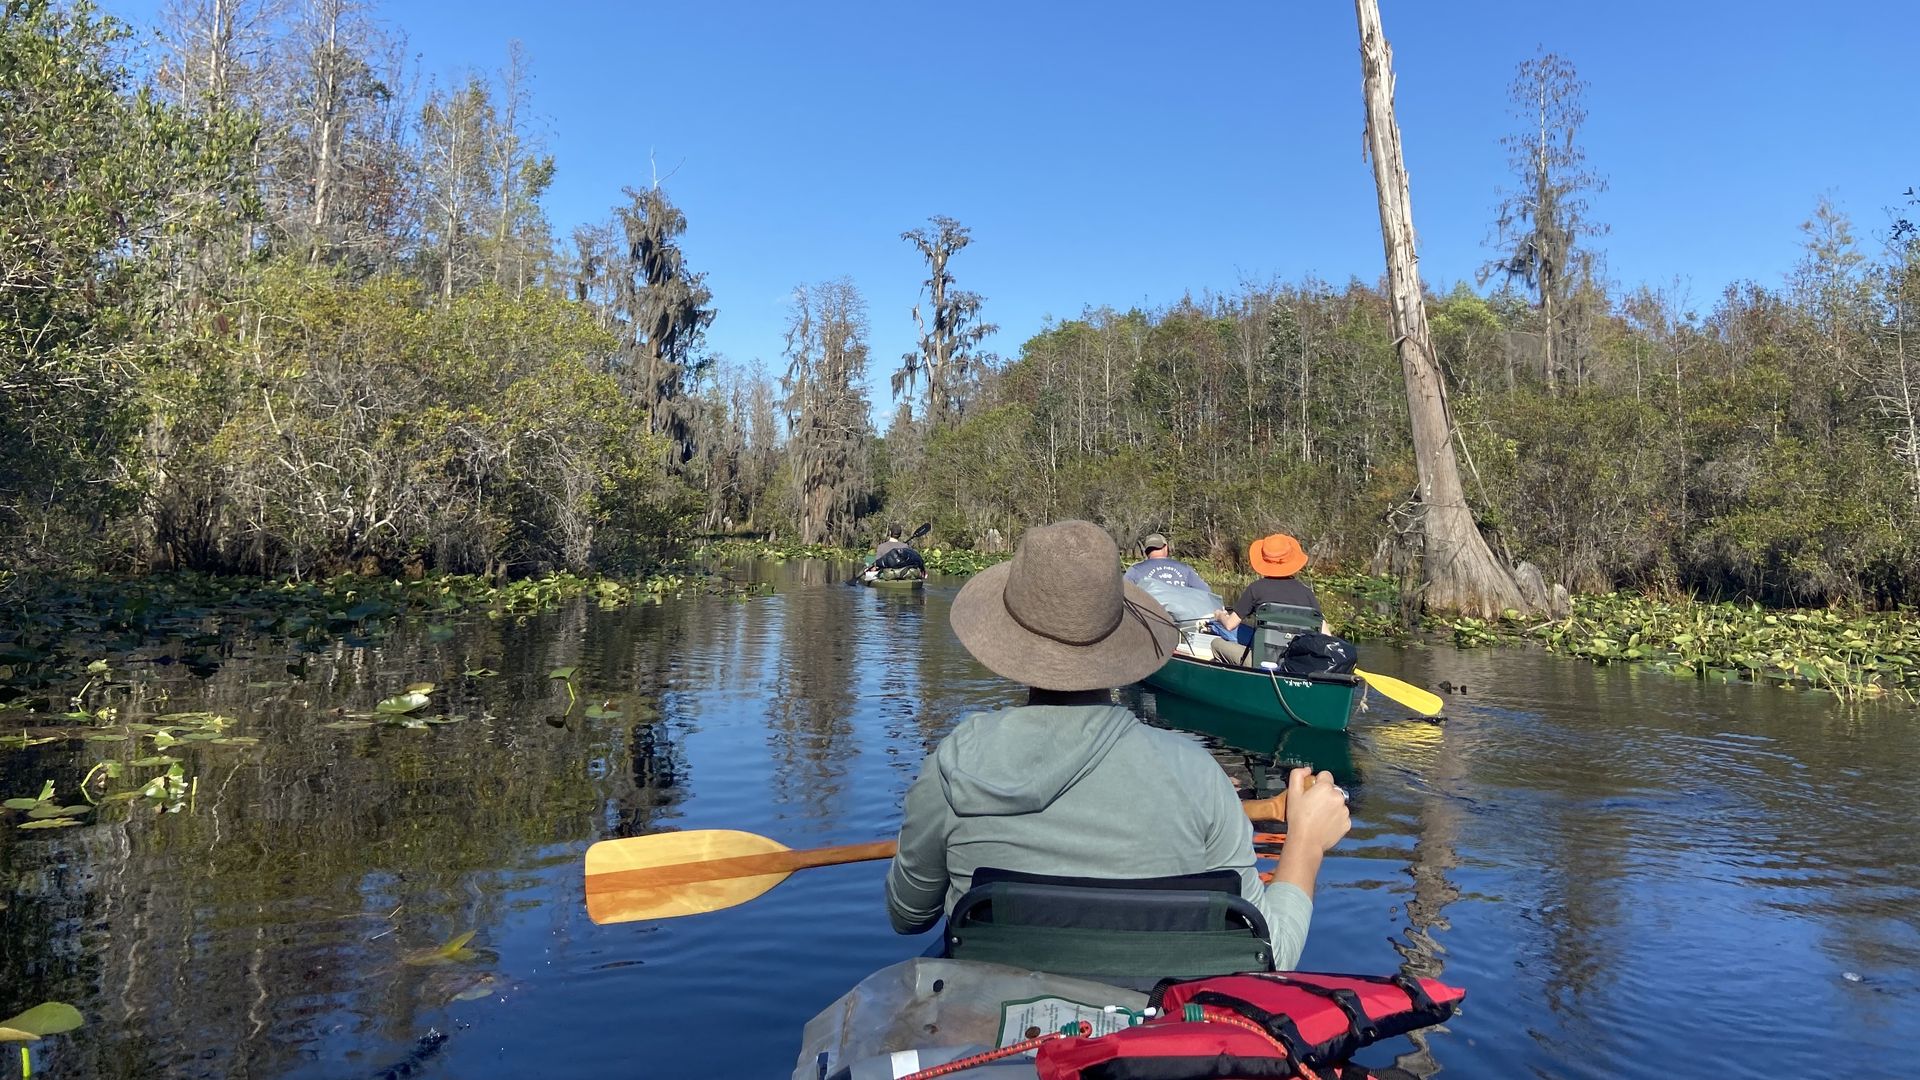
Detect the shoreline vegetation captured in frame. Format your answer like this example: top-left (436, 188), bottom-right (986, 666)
top-left (0, 567), bottom-right (760, 720)
top-left (710, 539), bottom-right (1920, 704)
top-left (4, 1), bottom-right (1918, 718)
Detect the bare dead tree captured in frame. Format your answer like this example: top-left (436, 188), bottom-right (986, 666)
top-left (1354, 0), bottom-right (1532, 618)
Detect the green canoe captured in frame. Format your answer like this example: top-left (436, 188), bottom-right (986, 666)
top-left (1141, 653), bottom-right (1362, 732)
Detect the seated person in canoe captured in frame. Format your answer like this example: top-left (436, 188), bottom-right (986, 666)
top-left (1209, 532), bottom-right (1331, 665)
top-left (1124, 531), bottom-right (1209, 590)
top-left (884, 519), bottom-right (1351, 970)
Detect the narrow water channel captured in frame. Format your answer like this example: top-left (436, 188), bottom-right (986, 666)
top-left (2, 559), bottom-right (1915, 1078)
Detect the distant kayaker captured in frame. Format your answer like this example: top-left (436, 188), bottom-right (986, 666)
top-left (1124, 532), bottom-right (1209, 591)
top-left (884, 519), bottom-right (1352, 970)
top-left (874, 522), bottom-right (913, 562)
top-left (1208, 532), bottom-right (1331, 663)
top-left (868, 523), bottom-right (926, 582)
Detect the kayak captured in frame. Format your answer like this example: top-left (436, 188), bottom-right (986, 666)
top-left (793, 957), bottom-right (1464, 1080)
top-left (1141, 650), bottom-right (1363, 733)
top-left (793, 958), bottom-right (1144, 1080)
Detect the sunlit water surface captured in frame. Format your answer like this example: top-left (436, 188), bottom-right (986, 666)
top-left (3, 559), bottom-right (1916, 1078)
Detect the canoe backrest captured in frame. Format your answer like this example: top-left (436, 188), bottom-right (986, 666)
top-left (1251, 603), bottom-right (1322, 664)
top-left (944, 868), bottom-right (1273, 990)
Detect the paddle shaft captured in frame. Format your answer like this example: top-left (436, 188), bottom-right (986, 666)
top-left (586, 840), bottom-right (899, 900)
top-left (587, 793), bottom-right (1282, 898)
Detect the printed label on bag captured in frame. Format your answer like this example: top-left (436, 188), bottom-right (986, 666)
top-left (996, 996), bottom-right (1131, 1048)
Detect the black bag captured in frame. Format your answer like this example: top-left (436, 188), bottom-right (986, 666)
top-left (1277, 633), bottom-right (1357, 676)
top-left (875, 546), bottom-right (924, 571)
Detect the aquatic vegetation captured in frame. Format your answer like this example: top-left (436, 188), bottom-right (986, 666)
top-left (0, 1002), bottom-right (83, 1042)
top-left (1, 780), bottom-right (91, 830)
top-left (0, 569), bottom-right (746, 711)
top-left (402, 930), bottom-right (485, 967)
top-left (1437, 593), bottom-right (1920, 702)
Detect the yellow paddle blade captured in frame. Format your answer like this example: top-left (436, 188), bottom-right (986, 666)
top-left (1354, 667), bottom-right (1444, 717)
top-left (585, 829), bottom-right (793, 925)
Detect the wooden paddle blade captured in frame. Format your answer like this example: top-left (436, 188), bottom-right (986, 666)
top-left (1354, 667), bottom-right (1444, 717)
top-left (584, 831), bottom-right (899, 925)
top-left (586, 829), bottom-right (792, 925)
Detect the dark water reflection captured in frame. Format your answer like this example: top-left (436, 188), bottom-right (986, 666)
top-left (3, 561), bottom-right (1916, 1078)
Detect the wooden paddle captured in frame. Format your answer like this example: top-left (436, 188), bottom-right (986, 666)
top-left (1353, 667), bottom-right (1443, 716)
top-left (847, 521), bottom-right (932, 584)
top-left (586, 799), bottom-right (1289, 925)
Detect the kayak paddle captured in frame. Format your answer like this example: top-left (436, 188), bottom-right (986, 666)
top-left (1353, 667), bottom-right (1443, 716)
top-left (586, 800), bottom-right (1288, 925)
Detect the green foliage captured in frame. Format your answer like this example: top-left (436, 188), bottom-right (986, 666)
top-left (0, 0), bottom-right (255, 563)
top-left (1533, 594), bottom-right (1920, 702)
top-left (142, 265), bottom-right (694, 576)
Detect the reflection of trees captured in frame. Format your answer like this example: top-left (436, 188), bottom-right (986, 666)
top-left (764, 581), bottom-right (861, 818)
top-left (0, 604), bottom-right (687, 1079)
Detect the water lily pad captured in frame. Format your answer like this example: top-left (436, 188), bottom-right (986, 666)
top-left (84, 733), bottom-right (129, 743)
top-left (404, 681), bottom-right (436, 694)
top-left (211, 736), bottom-right (261, 747)
top-left (462, 667), bottom-right (498, 678)
top-left (422, 715), bottom-right (463, 725)
top-left (547, 666), bottom-right (578, 680)
top-left (320, 720), bottom-right (374, 731)
top-left (3, 798), bottom-right (41, 811)
top-left (28, 804), bottom-right (90, 819)
top-left (15, 818), bottom-right (83, 830)
top-left (376, 692), bottom-right (431, 715)
top-left (583, 704), bottom-right (623, 720)
top-left (179, 732), bottom-right (221, 741)
top-left (0, 1002), bottom-right (82, 1041)
top-left (131, 755), bottom-right (178, 767)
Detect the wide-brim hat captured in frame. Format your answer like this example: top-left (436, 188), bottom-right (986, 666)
top-left (1249, 533), bottom-right (1309, 577)
top-left (951, 520), bottom-right (1178, 691)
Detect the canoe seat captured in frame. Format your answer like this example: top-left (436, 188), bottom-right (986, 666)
top-left (1251, 603), bottom-right (1322, 665)
top-left (943, 867), bottom-right (1274, 990)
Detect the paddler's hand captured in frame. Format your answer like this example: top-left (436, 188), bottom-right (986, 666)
top-left (1281, 767), bottom-right (1350, 855)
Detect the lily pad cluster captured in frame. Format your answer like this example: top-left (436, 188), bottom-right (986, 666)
top-left (2, 780), bottom-right (91, 830)
top-left (1449, 594), bottom-right (1920, 701)
top-left (0, 568), bottom-right (744, 709)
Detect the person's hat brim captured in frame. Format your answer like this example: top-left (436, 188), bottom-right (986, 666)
top-left (950, 562), bottom-right (1178, 691)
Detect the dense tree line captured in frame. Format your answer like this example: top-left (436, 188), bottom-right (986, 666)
top-left (6, 2), bottom-right (1917, 610)
top-left (1, 0), bottom-right (703, 577)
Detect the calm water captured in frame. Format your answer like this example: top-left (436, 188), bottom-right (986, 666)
top-left (3, 559), bottom-right (1917, 1078)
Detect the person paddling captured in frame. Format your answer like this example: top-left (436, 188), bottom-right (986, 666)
top-left (866, 522), bottom-right (927, 581)
top-left (884, 519), bottom-right (1351, 970)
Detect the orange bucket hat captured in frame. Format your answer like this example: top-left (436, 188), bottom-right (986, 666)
top-left (1248, 533), bottom-right (1309, 578)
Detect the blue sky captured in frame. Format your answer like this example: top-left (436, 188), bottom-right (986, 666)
top-left (114, 0), bottom-right (1920, 399)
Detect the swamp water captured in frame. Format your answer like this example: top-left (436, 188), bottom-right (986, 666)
top-left (2, 558), bottom-right (1916, 1078)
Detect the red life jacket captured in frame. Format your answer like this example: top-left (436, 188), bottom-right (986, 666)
top-left (1034, 971), bottom-right (1464, 1080)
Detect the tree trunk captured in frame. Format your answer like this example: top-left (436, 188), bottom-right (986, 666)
top-left (1353, 0), bottom-right (1532, 619)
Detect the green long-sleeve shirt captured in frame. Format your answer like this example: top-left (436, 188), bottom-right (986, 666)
top-left (884, 703), bottom-right (1315, 970)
